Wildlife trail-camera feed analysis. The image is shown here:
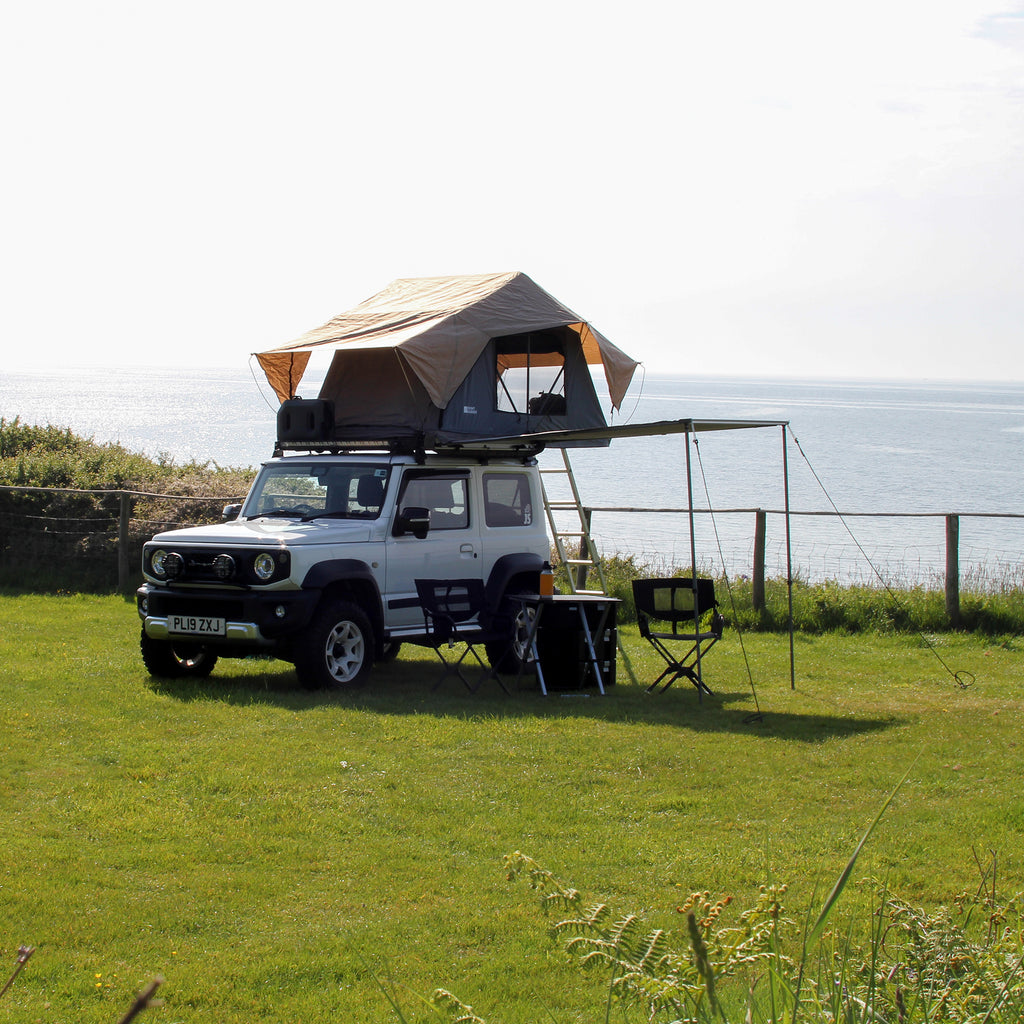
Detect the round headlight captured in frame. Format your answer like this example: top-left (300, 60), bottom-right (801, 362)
top-left (253, 552), bottom-right (276, 581)
top-left (213, 553), bottom-right (236, 580)
top-left (150, 549), bottom-right (168, 578)
top-left (164, 552), bottom-right (184, 580)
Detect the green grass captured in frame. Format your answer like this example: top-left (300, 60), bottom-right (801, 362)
top-left (2, 593), bottom-right (1023, 1021)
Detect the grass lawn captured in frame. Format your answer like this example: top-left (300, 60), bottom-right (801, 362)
top-left (1, 593), bottom-right (1022, 1022)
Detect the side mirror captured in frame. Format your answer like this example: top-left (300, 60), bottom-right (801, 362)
top-left (222, 503), bottom-right (242, 522)
top-left (394, 505), bottom-right (430, 539)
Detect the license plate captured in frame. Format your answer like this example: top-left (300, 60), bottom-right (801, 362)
top-left (167, 614), bottom-right (226, 636)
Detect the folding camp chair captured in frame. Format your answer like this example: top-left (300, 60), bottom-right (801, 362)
top-left (414, 579), bottom-right (510, 694)
top-left (632, 578), bottom-right (725, 696)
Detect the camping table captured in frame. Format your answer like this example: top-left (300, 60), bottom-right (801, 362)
top-left (513, 593), bottom-right (619, 696)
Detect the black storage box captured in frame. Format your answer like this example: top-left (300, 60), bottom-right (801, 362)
top-left (536, 599), bottom-right (617, 690)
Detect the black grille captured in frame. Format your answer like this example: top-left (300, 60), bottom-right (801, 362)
top-left (182, 551), bottom-right (223, 581)
top-left (144, 543), bottom-right (290, 585)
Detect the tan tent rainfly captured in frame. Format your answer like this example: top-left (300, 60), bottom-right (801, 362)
top-left (255, 272), bottom-right (639, 412)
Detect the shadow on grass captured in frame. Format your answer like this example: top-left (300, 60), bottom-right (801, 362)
top-left (145, 654), bottom-right (901, 743)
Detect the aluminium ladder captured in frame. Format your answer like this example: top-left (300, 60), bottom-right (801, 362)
top-left (538, 449), bottom-right (637, 684)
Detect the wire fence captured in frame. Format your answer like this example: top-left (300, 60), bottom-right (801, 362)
top-left (0, 484), bottom-right (246, 591)
top-left (2, 485), bottom-right (1022, 603)
top-left (544, 504), bottom-right (1024, 599)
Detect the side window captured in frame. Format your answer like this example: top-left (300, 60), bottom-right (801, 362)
top-left (483, 473), bottom-right (533, 528)
top-left (400, 474), bottom-right (469, 530)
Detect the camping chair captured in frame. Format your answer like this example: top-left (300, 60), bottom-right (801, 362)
top-left (632, 578), bottom-right (725, 697)
top-left (414, 579), bottom-right (510, 694)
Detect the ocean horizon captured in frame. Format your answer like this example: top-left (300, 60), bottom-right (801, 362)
top-left (3, 365), bottom-right (1023, 586)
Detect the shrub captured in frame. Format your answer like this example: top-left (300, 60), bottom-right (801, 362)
top-left (425, 853), bottom-right (1024, 1024)
top-left (0, 417), bottom-right (254, 591)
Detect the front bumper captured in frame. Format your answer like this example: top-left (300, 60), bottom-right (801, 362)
top-left (136, 584), bottom-right (321, 645)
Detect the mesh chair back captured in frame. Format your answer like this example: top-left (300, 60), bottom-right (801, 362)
top-left (633, 578), bottom-right (716, 628)
top-left (415, 579), bottom-right (486, 642)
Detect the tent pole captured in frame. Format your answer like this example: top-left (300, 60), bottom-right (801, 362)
top-left (684, 424), bottom-right (702, 701)
top-left (782, 424), bottom-right (795, 689)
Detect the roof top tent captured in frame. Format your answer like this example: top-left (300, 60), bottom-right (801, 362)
top-left (254, 272), bottom-right (639, 452)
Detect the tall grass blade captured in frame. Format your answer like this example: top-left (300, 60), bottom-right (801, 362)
top-left (807, 754), bottom-right (920, 948)
top-left (978, 949), bottom-right (1024, 1024)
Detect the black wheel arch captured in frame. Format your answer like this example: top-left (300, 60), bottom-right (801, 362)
top-left (301, 559), bottom-right (386, 658)
top-left (484, 552), bottom-right (545, 612)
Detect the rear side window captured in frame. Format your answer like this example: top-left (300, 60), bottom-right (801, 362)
top-left (483, 473), bottom-right (534, 528)
top-left (399, 473), bottom-right (469, 530)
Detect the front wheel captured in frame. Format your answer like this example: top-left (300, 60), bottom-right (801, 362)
top-left (294, 600), bottom-right (374, 689)
top-left (378, 640), bottom-right (403, 663)
top-left (140, 630), bottom-right (218, 679)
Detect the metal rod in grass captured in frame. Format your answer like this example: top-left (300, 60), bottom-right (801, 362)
top-left (115, 976), bottom-right (164, 1024)
top-left (0, 945), bottom-right (35, 1003)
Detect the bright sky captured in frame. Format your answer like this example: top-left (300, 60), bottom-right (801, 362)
top-left (2, 1), bottom-right (1023, 381)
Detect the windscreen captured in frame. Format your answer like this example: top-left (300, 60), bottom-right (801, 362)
top-left (244, 463), bottom-right (392, 520)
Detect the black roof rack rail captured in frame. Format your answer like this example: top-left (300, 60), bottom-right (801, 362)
top-left (271, 436), bottom-right (545, 464)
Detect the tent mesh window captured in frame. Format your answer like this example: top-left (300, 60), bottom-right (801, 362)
top-left (494, 331), bottom-right (567, 416)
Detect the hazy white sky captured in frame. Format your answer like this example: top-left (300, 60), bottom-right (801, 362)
top-left (2, 0), bottom-right (1023, 381)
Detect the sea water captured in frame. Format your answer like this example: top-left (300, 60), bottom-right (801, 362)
top-left (2, 365), bottom-right (1022, 586)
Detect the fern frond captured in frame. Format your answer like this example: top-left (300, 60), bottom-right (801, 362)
top-left (503, 851), bottom-right (582, 915)
top-left (431, 988), bottom-right (487, 1024)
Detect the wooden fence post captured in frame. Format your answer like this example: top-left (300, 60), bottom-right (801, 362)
top-left (752, 508), bottom-right (766, 611)
top-left (118, 491), bottom-right (133, 594)
top-left (945, 513), bottom-right (960, 627)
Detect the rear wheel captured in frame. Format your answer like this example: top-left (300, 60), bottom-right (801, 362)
top-left (485, 589), bottom-right (535, 675)
top-left (140, 630), bottom-right (218, 679)
top-left (295, 600), bottom-right (373, 689)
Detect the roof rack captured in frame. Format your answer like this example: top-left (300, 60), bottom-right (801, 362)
top-left (272, 436), bottom-right (545, 464)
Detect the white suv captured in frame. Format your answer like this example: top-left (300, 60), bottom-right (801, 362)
top-left (136, 452), bottom-right (549, 687)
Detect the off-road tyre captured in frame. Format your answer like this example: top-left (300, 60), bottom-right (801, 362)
top-left (294, 599), bottom-right (374, 689)
top-left (140, 630), bottom-right (219, 679)
top-left (378, 640), bottom-right (403, 663)
top-left (485, 589), bottom-right (535, 675)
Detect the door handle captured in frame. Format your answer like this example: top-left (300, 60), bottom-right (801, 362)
top-left (460, 543), bottom-right (477, 556)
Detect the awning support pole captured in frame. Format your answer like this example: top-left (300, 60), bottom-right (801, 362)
top-left (684, 424), bottom-right (703, 701)
top-left (782, 424), bottom-right (795, 688)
